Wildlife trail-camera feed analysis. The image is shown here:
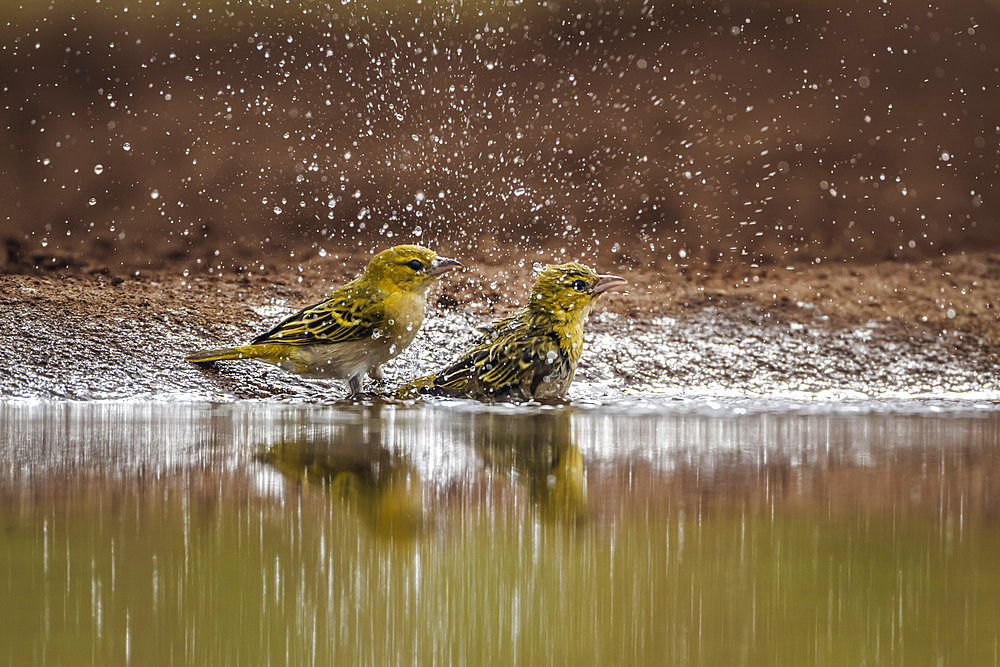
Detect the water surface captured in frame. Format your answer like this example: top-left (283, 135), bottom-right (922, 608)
top-left (2, 400), bottom-right (999, 664)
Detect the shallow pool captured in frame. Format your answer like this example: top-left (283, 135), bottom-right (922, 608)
top-left (2, 400), bottom-right (998, 664)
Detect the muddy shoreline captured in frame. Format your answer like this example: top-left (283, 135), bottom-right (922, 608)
top-left (2, 251), bottom-right (998, 402)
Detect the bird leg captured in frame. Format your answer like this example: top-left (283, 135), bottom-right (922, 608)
top-left (368, 365), bottom-right (385, 380)
top-left (347, 374), bottom-right (363, 396)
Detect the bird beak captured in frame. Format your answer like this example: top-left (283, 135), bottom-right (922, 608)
top-left (592, 274), bottom-right (627, 295)
top-left (428, 257), bottom-right (463, 275)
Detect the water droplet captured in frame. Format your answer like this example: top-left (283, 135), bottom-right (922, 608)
top-left (150, 189), bottom-right (159, 199)
top-left (93, 164), bottom-right (104, 175)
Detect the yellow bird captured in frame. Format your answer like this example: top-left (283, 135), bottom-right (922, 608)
top-left (401, 262), bottom-right (625, 401)
top-left (185, 245), bottom-right (461, 395)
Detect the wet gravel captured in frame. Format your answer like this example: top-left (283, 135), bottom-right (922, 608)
top-left (2, 273), bottom-right (998, 404)
top-left (579, 307), bottom-right (998, 400)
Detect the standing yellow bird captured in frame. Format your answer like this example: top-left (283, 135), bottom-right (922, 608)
top-left (401, 262), bottom-right (626, 401)
top-left (185, 245), bottom-right (461, 395)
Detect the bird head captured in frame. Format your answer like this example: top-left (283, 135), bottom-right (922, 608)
top-left (527, 262), bottom-right (627, 322)
top-left (364, 245), bottom-right (462, 293)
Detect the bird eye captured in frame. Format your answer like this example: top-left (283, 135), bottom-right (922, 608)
top-left (570, 279), bottom-right (588, 292)
top-left (407, 259), bottom-right (424, 271)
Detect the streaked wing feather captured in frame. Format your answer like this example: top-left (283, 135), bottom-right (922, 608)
top-left (434, 333), bottom-right (560, 394)
top-left (252, 291), bottom-right (383, 346)
top-left (478, 342), bottom-right (535, 386)
top-left (472, 311), bottom-right (521, 345)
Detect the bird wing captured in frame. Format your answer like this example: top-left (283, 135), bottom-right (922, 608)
top-left (251, 287), bottom-right (384, 346)
top-left (472, 311), bottom-right (523, 345)
top-left (433, 331), bottom-right (564, 395)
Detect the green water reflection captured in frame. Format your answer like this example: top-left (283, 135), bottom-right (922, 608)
top-left (1, 402), bottom-right (999, 664)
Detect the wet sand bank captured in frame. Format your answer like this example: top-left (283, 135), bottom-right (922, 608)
top-left (2, 251), bottom-right (998, 401)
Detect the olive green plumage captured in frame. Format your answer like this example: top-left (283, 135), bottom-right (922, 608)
top-left (401, 262), bottom-right (625, 401)
top-left (185, 244), bottom-right (461, 395)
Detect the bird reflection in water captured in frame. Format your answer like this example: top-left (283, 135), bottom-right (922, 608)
top-left (258, 408), bottom-right (423, 541)
top-left (471, 409), bottom-right (587, 523)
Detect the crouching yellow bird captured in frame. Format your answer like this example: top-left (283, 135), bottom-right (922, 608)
top-left (185, 245), bottom-right (461, 395)
top-left (400, 262), bottom-right (625, 401)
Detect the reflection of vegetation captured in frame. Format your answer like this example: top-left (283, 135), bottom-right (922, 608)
top-left (473, 410), bottom-right (587, 522)
top-left (259, 417), bottom-right (422, 541)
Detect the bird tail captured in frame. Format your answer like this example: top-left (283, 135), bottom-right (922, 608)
top-left (184, 346), bottom-right (255, 364)
top-left (395, 374), bottom-right (435, 399)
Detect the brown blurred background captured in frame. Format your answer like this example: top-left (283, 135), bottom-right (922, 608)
top-left (2, 0), bottom-right (997, 275)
